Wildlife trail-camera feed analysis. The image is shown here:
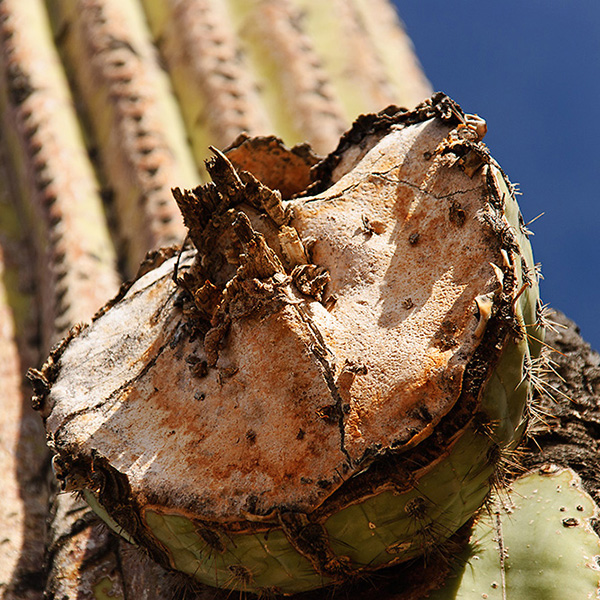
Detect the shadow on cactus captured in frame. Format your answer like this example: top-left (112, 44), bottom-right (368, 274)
top-left (29, 94), bottom-right (545, 595)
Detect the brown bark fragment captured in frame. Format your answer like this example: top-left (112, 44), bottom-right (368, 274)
top-left (226, 134), bottom-right (320, 199)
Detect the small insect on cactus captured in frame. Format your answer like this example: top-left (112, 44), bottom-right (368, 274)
top-left (30, 94), bottom-right (543, 595)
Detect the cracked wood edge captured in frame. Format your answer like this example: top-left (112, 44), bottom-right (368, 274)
top-left (46, 0), bottom-right (200, 274)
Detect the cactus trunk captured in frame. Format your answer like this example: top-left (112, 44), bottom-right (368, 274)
top-left (34, 95), bottom-right (543, 595)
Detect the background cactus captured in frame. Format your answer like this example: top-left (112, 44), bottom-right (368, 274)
top-left (429, 466), bottom-right (600, 600)
top-left (0, 0), bottom-right (598, 598)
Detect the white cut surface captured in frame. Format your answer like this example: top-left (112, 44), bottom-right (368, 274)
top-left (47, 117), bottom-right (517, 520)
top-left (291, 120), bottom-right (507, 460)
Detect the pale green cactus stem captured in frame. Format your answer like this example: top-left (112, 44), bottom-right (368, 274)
top-left (45, 0), bottom-right (200, 273)
top-left (430, 466), bottom-right (600, 600)
top-left (0, 0), bottom-right (121, 350)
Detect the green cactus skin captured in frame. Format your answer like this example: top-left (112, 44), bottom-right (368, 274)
top-left (429, 466), bottom-right (600, 600)
top-left (133, 427), bottom-right (494, 593)
top-left (92, 576), bottom-right (125, 600)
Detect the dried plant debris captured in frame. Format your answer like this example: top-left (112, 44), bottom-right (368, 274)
top-left (225, 134), bottom-right (320, 199)
top-left (35, 95), bottom-right (544, 594)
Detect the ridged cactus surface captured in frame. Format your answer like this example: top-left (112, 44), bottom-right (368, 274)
top-left (0, 0), bottom-right (597, 599)
top-left (430, 466), bottom-right (600, 600)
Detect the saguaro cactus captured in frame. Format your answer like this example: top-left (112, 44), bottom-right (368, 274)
top-left (0, 0), bottom-right (598, 599)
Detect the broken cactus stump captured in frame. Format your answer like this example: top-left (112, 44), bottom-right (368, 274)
top-left (31, 95), bottom-right (544, 595)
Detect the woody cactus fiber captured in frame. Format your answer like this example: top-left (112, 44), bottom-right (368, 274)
top-left (0, 0), bottom-right (598, 599)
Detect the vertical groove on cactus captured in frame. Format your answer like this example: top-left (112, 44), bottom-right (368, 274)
top-left (45, 0), bottom-right (200, 274)
top-left (0, 0), bottom-right (120, 349)
top-left (230, 0), bottom-right (348, 154)
top-left (140, 0), bottom-right (272, 168)
top-left (347, 0), bottom-right (432, 106)
top-left (287, 0), bottom-right (430, 119)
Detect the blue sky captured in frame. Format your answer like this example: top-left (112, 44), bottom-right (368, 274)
top-left (393, 2), bottom-right (600, 351)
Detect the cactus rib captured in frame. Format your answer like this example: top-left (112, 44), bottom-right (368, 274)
top-left (140, 0), bottom-right (272, 167)
top-left (0, 163), bottom-right (46, 600)
top-left (348, 0), bottom-right (432, 106)
top-left (46, 0), bottom-right (200, 273)
top-left (233, 0), bottom-right (348, 155)
top-left (0, 0), bottom-right (120, 349)
top-left (288, 0), bottom-right (431, 120)
top-left (0, 1), bottom-right (129, 595)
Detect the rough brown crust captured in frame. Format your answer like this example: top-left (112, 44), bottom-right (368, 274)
top-left (306, 92), bottom-right (464, 195)
top-left (225, 134), bottom-right (320, 199)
